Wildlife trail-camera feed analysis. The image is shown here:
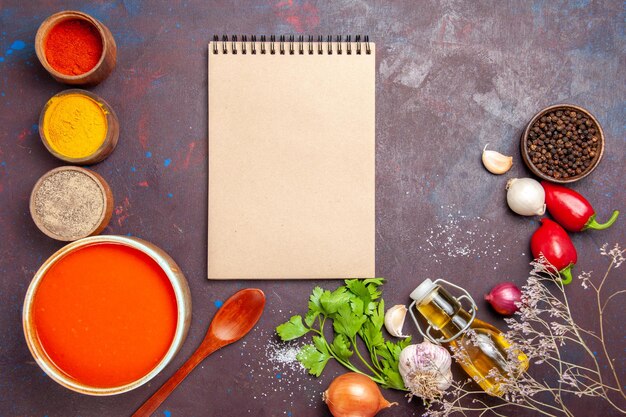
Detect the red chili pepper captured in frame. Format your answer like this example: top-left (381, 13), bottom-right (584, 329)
top-left (542, 181), bottom-right (619, 232)
top-left (530, 218), bottom-right (577, 285)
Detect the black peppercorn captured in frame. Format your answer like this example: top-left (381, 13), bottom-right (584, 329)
top-left (526, 107), bottom-right (600, 180)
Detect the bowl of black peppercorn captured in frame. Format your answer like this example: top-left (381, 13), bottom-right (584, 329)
top-left (521, 104), bottom-right (605, 183)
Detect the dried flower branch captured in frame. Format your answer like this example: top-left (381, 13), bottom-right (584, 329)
top-left (423, 243), bottom-right (626, 417)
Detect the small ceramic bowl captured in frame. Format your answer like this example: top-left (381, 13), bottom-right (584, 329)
top-left (35, 10), bottom-right (117, 86)
top-left (29, 166), bottom-right (114, 241)
top-left (23, 236), bottom-right (192, 396)
top-left (39, 89), bottom-right (119, 164)
top-left (521, 104), bottom-right (605, 183)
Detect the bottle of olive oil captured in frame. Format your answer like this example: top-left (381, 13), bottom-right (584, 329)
top-left (409, 279), bottom-right (529, 396)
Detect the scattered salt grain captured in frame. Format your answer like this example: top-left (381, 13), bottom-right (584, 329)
top-left (418, 204), bottom-right (524, 270)
top-left (241, 328), bottom-right (324, 410)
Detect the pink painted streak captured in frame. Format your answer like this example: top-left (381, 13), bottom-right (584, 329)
top-left (274, 0), bottom-right (319, 33)
top-left (182, 141), bottom-right (196, 169)
top-left (138, 113), bottom-right (149, 149)
top-left (114, 197), bottom-right (131, 227)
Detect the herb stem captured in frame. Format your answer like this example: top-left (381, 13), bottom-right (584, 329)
top-left (328, 344), bottom-right (386, 384)
top-left (350, 336), bottom-right (384, 380)
top-left (364, 338), bottom-right (383, 371)
top-left (318, 313), bottom-right (387, 385)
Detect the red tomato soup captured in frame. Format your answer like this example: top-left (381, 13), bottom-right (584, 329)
top-left (32, 243), bottom-right (178, 388)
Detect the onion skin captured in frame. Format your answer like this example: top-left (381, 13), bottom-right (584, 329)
top-left (506, 178), bottom-right (546, 216)
top-left (485, 282), bottom-right (522, 315)
top-left (323, 373), bottom-right (396, 417)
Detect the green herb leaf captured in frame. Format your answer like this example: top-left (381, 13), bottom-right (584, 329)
top-left (275, 278), bottom-right (409, 392)
top-left (297, 344), bottom-right (331, 377)
top-left (364, 301), bottom-right (376, 316)
top-left (304, 310), bottom-right (319, 327)
top-left (350, 297), bottom-right (364, 317)
top-left (364, 278), bottom-right (385, 300)
top-left (388, 338), bottom-right (412, 359)
top-left (399, 336), bottom-right (412, 350)
top-left (276, 315), bottom-right (309, 341)
top-left (304, 287), bottom-right (324, 326)
top-left (330, 334), bottom-right (353, 361)
top-left (308, 286), bottom-right (325, 315)
top-left (382, 362), bottom-right (406, 390)
top-left (346, 279), bottom-right (371, 306)
top-left (375, 344), bottom-right (393, 363)
top-left (313, 335), bottom-right (329, 355)
top-left (377, 337), bottom-right (411, 390)
top-left (370, 298), bottom-right (385, 330)
top-left (360, 322), bottom-right (385, 348)
top-left (375, 337), bottom-right (412, 367)
top-left (333, 303), bottom-right (367, 339)
top-left (320, 287), bottom-right (351, 315)
top-left (363, 278), bottom-right (385, 287)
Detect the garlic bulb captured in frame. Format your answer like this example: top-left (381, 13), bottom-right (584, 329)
top-left (384, 305), bottom-right (408, 338)
top-left (506, 177), bottom-right (546, 216)
top-left (482, 144), bottom-right (513, 174)
top-left (399, 342), bottom-right (453, 400)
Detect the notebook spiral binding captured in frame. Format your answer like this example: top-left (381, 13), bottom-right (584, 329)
top-left (212, 35), bottom-right (371, 55)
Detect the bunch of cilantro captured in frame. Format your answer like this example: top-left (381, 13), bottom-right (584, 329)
top-left (276, 279), bottom-right (410, 390)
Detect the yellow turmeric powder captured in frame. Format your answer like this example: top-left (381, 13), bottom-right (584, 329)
top-left (42, 92), bottom-right (108, 159)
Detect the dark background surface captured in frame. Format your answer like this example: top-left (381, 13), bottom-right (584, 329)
top-left (1, 1), bottom-right (624, 416)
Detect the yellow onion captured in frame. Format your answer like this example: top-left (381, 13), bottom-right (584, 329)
top-left (323, 373), bottom-right (396, 417)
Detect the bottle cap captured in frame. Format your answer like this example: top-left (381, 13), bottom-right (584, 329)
top-left (410, 279), bottom-right (437, 304)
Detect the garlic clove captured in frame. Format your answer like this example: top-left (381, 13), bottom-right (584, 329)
top-left (384, 305), bottom-right (408, 338)
top-left (482, 144), bottom-right (513, 175)
top-left (436, 369), bottom-right (453, 391)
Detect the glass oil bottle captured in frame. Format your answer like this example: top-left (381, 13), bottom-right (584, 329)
top-left (408, 279), bottom-right (529, 396)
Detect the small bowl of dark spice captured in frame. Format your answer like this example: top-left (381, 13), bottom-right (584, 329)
top-left (521, 104), bottom-right (605, 183)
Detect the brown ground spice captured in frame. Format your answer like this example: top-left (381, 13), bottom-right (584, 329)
top-left (32, 170), bottom-right (105, 240)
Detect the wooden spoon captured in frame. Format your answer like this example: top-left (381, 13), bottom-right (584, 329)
top-left (132, 288), bottom-right (266, 417)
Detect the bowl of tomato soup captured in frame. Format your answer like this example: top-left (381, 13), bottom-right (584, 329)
top-left (23, 236), bottom-right (191, 395)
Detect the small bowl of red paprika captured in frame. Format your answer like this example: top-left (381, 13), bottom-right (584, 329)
top-left (35, 11), bottom-right (116, 86)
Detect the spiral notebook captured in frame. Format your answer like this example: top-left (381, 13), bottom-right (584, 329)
top-left (208, 35), bottom-right (375, 279)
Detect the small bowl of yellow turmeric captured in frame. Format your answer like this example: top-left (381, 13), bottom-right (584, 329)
top-left (39, 89), bottom-right (119, 165)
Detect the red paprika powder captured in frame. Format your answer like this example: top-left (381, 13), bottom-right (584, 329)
top-left (44, 19), bottom-right (103, 76)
